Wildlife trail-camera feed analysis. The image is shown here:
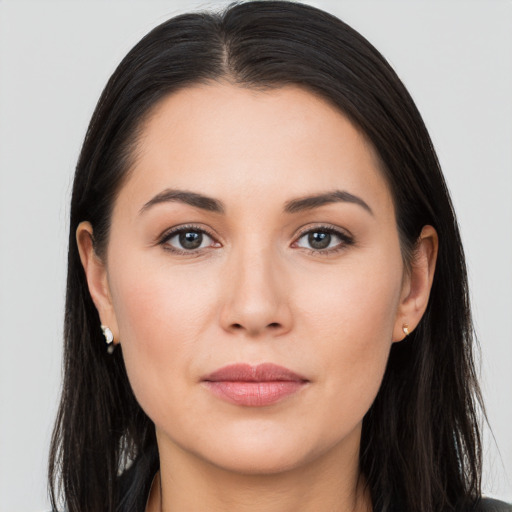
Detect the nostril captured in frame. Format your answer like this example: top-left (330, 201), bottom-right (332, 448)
top-left (230, 322), bottom-right (281, 331)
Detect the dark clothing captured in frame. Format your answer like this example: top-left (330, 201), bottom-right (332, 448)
top-left (473, 500), bottom-right (512, 512)
top-left (117, 449), bottom-right (512, 512)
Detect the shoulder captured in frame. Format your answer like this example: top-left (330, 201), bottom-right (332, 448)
top-left (472, 497), bottom-right (512, 511)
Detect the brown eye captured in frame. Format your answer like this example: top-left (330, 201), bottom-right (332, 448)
top-left (294, 227), bottom-right (353, 253)
top-left (308, 231), bottom-right (331, 250)
top-left (163, 229), bottom-right (215, 252)
top-left (179, 231), bottom-right (203, 249)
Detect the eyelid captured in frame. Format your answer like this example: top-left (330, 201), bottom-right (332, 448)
top-left (292, 223), bottom-right (355, 254)
top-left (158, 224), bottom-right (221, 254)
top-left (156, 222), bottom-right (354, 256)
top-left (293, 223), bottom-right (353, 240)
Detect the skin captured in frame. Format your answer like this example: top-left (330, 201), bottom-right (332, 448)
top-left (77, 83), bottom-right (438, 512)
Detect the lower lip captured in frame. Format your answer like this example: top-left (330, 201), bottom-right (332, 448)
top-left (203, 381), bottom-right (307, 406)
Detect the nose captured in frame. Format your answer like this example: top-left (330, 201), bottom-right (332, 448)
top-left (219, 242), bottom-right (293, 338)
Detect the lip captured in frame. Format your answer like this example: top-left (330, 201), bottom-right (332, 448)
top-left (201, 363), bottom-right (309, 407)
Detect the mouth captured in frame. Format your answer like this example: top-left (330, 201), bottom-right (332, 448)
top-left (201, 363), bottom-right (309, 407)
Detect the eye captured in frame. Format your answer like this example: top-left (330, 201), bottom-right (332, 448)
top-left (294, 226), bottom-right (353, 253)
top-left (160, 226), bottom-right (219, 254)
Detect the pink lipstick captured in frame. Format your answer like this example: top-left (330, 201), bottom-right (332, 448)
top-left (201, 363), bottom-right (308, 407)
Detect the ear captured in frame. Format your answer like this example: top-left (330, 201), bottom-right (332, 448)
top-left (76, 221), bottom-right (119, 344)
top-left (392, 225), bottom-right (438, 342)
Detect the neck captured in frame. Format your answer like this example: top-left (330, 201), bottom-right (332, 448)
top-left (146, 429), bottom-right (372, 512)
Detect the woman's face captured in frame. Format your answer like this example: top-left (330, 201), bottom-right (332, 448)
top-left (83, 83), bottom-right (419, 475)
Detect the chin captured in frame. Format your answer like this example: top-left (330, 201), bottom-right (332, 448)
top-left (204, 446), bottom-right (309, 476)
top-left (185, 427), bottom-right (334, 476)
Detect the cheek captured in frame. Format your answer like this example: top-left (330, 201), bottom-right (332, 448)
top-left (296, 253), bottom-right (402, 419)
top-left (108, 259), bottom-right (218, 418)
top-left (298, 253), bottom-right (402, 341)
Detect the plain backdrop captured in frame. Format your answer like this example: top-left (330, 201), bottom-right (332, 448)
top-left (0, 1), bottom-right (510, 510)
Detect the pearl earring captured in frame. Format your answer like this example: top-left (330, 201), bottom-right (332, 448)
top-left (402, 324), bottom-right (410, 337)
top-left (101, 324), bottom-right (115, 354)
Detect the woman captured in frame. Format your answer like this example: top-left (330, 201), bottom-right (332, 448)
top-left (48, 1), bottom-right (511, 511)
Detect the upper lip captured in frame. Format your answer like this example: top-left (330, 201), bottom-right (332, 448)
top-left (202, 363), bottom-right (308, 382)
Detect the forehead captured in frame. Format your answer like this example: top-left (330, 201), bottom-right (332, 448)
top-left (120, 83), bottom-right (393, 218)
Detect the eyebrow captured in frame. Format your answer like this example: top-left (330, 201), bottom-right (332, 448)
top-left (139, 188), bottom-right (372, 216)
top-left (284, 190), bottom-right (373, 215)
top-left (140, 189), bottom-right (225, 215)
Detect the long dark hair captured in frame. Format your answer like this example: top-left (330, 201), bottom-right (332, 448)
top-left (49, 2), bottom-right (483, 511)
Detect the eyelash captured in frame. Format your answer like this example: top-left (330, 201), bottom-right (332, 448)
top-left (293, 225), bottom-right (355, 255)
top-left (158, 224), bottom-right (219, 256)
top-left (158, 224), bottom-right (354, 256)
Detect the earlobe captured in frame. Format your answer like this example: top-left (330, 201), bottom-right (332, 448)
top-left (393, 225), bottom-right (438, 342)
top-left (76, 221), bottom-right (119, 342)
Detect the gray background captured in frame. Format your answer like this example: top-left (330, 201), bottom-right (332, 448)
top-left (0, 1), bottom-right (510, 510)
